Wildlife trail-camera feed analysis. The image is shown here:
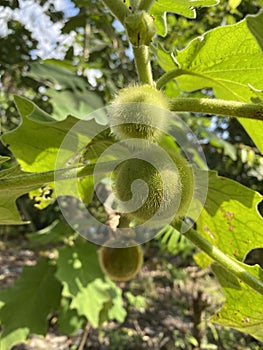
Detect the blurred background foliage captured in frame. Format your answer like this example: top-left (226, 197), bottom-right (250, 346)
top-left (0, 0), bottom-right (263, 348)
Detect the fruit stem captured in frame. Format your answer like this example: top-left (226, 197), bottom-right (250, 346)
top-left (169, 97), bottom-right (263, 121)
top-left (139, 0), bottom-right (156, 11)
top-left (101, 0), bottom-right (129, 24)
top-left (180, 226), bottom-right (263, 295)
top-left (133, 45), bottom-right (154, 85)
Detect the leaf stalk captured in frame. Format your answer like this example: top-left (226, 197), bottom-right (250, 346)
top-left (180, 226), bottom-right (263, 295)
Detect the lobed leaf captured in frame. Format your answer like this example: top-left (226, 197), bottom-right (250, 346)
top-left (211, 263), bottom-right (263, 341)
top-left (55, 238), bottom-right (126, 328)
top-left (0, 258), bottom-right (62, 349)
top-left (150, 0), bottom-right (219, 36)
top-left (157, 19), bottom-right (263, 151)
top-left (196, 171), bottom-right (263, 264)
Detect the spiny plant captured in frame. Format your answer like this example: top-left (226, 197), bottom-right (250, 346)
top-left (0, 0), bottom-right (263, 349)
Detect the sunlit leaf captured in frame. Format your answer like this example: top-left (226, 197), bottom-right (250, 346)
top-left (55, 238), bottom-right (126, 327)
top-left (150, 0), bottom-right (219, 36)
top-left (196, 171), bottom-right (263, 264)
top-left (211, 263), bottom-right (263, 341)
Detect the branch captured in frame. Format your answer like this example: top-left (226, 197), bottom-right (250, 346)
top-left (101, 0), bottom-right (129, 24)
top-left (177, 225), bottom-right (263, 295)
top-left (169, 97), bottom-right (263, 121)
top-left (0, 161), bottom-right (118, 192)
top-left (156, 68), bottom-right (188, 90)
top-left (133, 45), bottom-right (154, 85)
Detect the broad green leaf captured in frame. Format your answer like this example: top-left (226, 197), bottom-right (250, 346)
top-left (0, 165), bottom-right (39, 225)
top-left (28, 62), bottom-right (87, 91)
top-left (26, 219), bottom-right (75, 246)
top-left (2, 96), bottom-right (85, 172)
top-left (2, 96), bottom-right (108, 173)
top-left (150, 0), bottom-right (219, 36)
top-left (46, 89), bottom-right (102, 120)
top-left (246, 10), bottom-right (263, 53)
top-left (0, 258), bottom-right (62, 349)
top-left (174, 20), bottom-right (263, 102)
top-left (228, 0), bottom-right (242, 10)
top-left (196, 171), bottom-right (263, 264)
top-left (211, 263), bottom-right (263, 341)
top-left (57, 298), bottom-right (85, 336)
top-left (55, 239), bottom-right (126, 328)
top-left (0, 328), bottom-right (29, 350)
top-left (239, 119), bottom-right (263, 154)
top-left (157, 19), bottom-right (263, 151)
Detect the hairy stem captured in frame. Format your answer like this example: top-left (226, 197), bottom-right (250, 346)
top-left (0, 161), bottom-right (118, 191)
top-left (138, 0), bottom-right (156, 11)
top-left (156, 68), bottom-right (188, 89)
top-left (133, 45), bottom-right (154, 85)
top-left (169, 97), bottom-right (263, 121)
top-left (101, 0), bottom-right (129, 24)
top-left (179, 226), bottom-right (263, 295)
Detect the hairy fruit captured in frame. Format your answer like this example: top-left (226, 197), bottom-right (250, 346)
top-left (112, 150), bottom-right (192, 225)
top-left (109, 85), bottom-right (169, 143)
top-left (98, 242), bottom-right (143, 282)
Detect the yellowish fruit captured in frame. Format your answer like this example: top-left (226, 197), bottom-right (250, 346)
top-left (98, 242), bottom-right (143, 282)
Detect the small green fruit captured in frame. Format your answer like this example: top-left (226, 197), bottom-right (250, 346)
top-left (109, 85), bottom-right (169, 143)
top-left (98, 241), bottom-right (143, 282)
top-left (112, 151), bottom-right (186, 224)
top-left (113, 151), bottom-right (194, 225)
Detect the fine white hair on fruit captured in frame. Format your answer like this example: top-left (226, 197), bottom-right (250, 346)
top-left (109, 84), bottom-right (170, 143)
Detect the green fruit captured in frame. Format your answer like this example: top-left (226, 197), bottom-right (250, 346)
top-left (98, 241), bottom-right (143, 282)
top-left (112, 150), bottom-right (192, 225)
top-left (109, 85), bottom-right (169, 143)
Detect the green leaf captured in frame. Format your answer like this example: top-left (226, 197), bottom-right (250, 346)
top-left (211, 263), bottom-right (263, 342)
top-left (0, 156), bottom-right (10, 164)
top-left (150, 0), bottom-right (219, 36)
top-left (175, 20), bottom-right (263, 102)
top-left (28, 62), bottom-right (87, 91)
top-left (2, 96), bottom-right (83, 172)
top-left (196, 171), bottom-right (263, 264)
top-left (246, 10), bottom-right (263, 53)
top-left (0, 165), bottom-right (39, 225)
top-left (26, 219), bottom-right (75, 246)
top-left (239, 119), bottom-right (263, 154)
top-left (57, 298), bottom-right (85, 336)
top-left (0, 258), bottom-right (62, 349)
top-left (157, 19), bottom-right (263, 151)
top-left (55, 239), bottom-right (126, 328)
top-left (46, 89), bottom-right (102, 120)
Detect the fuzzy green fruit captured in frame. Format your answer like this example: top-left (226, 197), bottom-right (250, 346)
top-left (98, 241), bottom-right (143, 282)
top-left (109, 85), bottom-right (169, 143)
top-left (112, 151), bottom-right (192, 225)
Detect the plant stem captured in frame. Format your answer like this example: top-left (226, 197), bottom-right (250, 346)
top-left (169, 97), bottom-right (263, 121)
top-left (0, 161), bottom-right (118, 191)
top-left (156, 68), bottom-right (188, 90)
top-left (138, 0), bottom-right (156, 11)
top-left (102, 0), bottom-right (129, 24)
top-left (133, 45), bottom-right (154, 85)
top-left (179, 226), bottom-right (263, 295)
